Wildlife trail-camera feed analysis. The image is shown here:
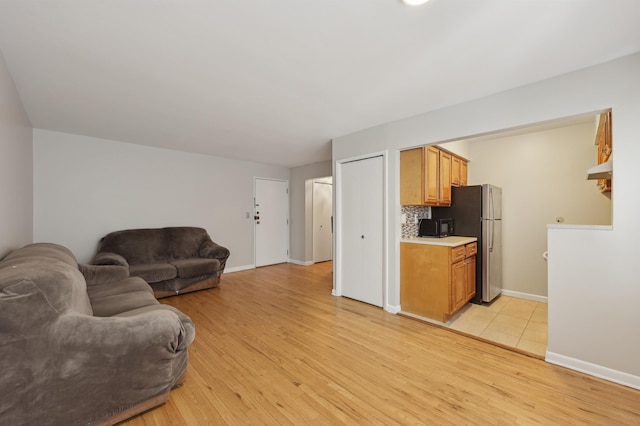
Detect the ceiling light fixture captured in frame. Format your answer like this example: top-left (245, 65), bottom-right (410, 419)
top-left (402, 0), bottom-right (429, 5)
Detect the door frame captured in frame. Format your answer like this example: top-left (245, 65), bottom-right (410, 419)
top-left (333, 150), bottom-right (389, 310)
top-left (253, 177), bottom-right (290, 267)
top-left (312, 178), bottom-right (333, 263)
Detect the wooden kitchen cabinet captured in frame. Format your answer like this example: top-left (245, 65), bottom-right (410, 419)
top-left (438, 151), bottom-right (452, 206)
top-left (465, 255), bottom-right (476, 300)
top-left (451, 155), bottom-right (468, 187)
top-left (451, 155), bottom-right (461, 186)
top-left (450, 259), bottom-right (468, 314)
top-left (400, 146), bottom-right (452, 206)
top-left (453, 242), bottom-right (476, 313)
top-left (425, 146), bottom-right (440, 205)
top-left (400, 241), bottom-right (477, 322)
top-left (460, 159), bottom-right (468, 186)
top-left (400, 148), bottom-right (425, 205)
top-left (596, 111), bottom-right (612, 193)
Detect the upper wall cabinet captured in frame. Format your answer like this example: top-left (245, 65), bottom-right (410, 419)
top-left (400, 146), bottom-right (465, 206)
top-left (451, 155), bottom-right (468, 187)
top-left (438, 150), bottom-right (452, 206)
top-left (400, 147), bottom-right (427, 205)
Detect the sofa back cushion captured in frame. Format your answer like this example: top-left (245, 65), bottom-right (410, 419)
top-left (96, 227), bottom-right (211, 264)
top-left (167, 227), bottom-right (210, 259)
top-left (0, 243), bottom-right (93, 316)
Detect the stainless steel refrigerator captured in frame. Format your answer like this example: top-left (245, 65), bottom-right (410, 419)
top-left (433, 184), bottom-right (502, 303)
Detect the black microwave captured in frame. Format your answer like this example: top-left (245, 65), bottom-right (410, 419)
top-left (418, 218), bottom-right (453, 238)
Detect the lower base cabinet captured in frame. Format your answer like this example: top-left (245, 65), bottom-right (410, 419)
top-left (400, 241), bottom-right (477, 322)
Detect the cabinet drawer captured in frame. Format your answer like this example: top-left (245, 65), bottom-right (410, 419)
top-left (465, 242), bottom-right (478, 257)
top-left (451, 246), bottom-right (466, 263)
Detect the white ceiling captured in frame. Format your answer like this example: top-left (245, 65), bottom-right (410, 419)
top-left (1, 1), bottom-right (639, 167)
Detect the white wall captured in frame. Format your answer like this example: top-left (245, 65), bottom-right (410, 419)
top-left (462, 122), bottom-right (611, 298)
top-left (0, 51), bottom-right (33, 257)
top-left (438, 139), bottom-right (472, 160)
top-left (33, 130), bottom-right (289, 267)
top-left (332, 53), bottom-right (640, 387)
top-left (289, 161), bottom-right (332, 264)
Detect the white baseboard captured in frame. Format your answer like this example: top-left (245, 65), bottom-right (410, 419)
top-left (501, 289), bottom-right (548, 303)
top-left (224, 264), bottom-right (255, 273)
top-left (289, 259), bottom-right (314, 266)
top-left (386, 304), bottom-right (401, 314)
top-left (546, 351), bottom-right (640, 390)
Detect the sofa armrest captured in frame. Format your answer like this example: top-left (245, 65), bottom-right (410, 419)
top-left (92, 251), bottom-right (129, 267)
top-left (199, 240), bottom-right (230, 261)
top-left (78, 263), bottom-right (130, 286)
top-left (57, 308), bottom-right (194, 355)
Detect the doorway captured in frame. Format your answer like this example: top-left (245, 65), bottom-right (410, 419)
top-left (312, 177), bottom-right (333, 263)
top-left (254, 178), bottom-right (289, 267)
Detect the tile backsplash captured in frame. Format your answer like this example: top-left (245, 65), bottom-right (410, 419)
top-left (401, 205), bottom-right (431, 238)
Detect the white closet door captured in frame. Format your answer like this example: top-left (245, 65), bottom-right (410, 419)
top-left (340, 155), bottom-right (383, 307)
top-left (340, 160), bottom-right (363, 302)
top-left (358, 156), bottom-right (383, 307)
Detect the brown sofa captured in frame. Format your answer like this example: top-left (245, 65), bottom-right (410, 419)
top-left (0, 242), bottom-right (195, 426)
top-left (91, 226), bottom-right (230, 298)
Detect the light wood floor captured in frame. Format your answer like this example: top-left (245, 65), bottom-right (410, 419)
top-left (122, 262), bottom-right (640, 425)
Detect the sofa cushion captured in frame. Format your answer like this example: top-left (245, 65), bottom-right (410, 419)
top-left (129, 262), bottom-right (177, 283)
top-left (91, 289), bottom-right (159, 317)
top-left (167, 227), bottom-right (210, 259)
top-left (95, 227), bottom-right (216, 263)
top-left (96, 228), bottom-right (173, 264)
top-left (87, 277), bottom-right (153, 301)
top-left (170, 258), bottom-right (220, 279)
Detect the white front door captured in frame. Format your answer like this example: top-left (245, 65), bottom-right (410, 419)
top-left (313, 181), bottom-right (333, 263)
top-left (255, 178), bottom-right (289, 267)
top-left (338, 155), bottom-right (384, 307)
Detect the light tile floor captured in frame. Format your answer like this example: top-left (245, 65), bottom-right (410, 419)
top-left (447, 296), bottom-right (548, 357)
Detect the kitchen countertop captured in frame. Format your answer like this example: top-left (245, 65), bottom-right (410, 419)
top-left (401, 236), bottom-right (477, 247)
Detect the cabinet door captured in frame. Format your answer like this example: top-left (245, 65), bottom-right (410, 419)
top-left (439, 151), bottom-right (452, 206)
top-left (465, 256), bottom-right (476, 299)
top-left (460, 160), bottom-right (468, 186)
top-left (451, 156), bottom-right (461, 186)
top-left (596, 111), bottom-right (612, 193)
top-left (424, 146), bottom-right (440, 205)
top-left (400, 148), bottom-right (425, 205)
top-left (450, 260), bottom-right (467, 314)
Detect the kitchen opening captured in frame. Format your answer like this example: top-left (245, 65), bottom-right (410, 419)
top-left (399, 112), bottom-right (612, 357)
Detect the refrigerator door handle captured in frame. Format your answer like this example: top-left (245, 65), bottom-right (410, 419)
top-left (489, 219), bottom-right (496, 252)
top-left (489, 186), bottom-right (495, 221)
top-left (489, 187), bottom-right (495, 252)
